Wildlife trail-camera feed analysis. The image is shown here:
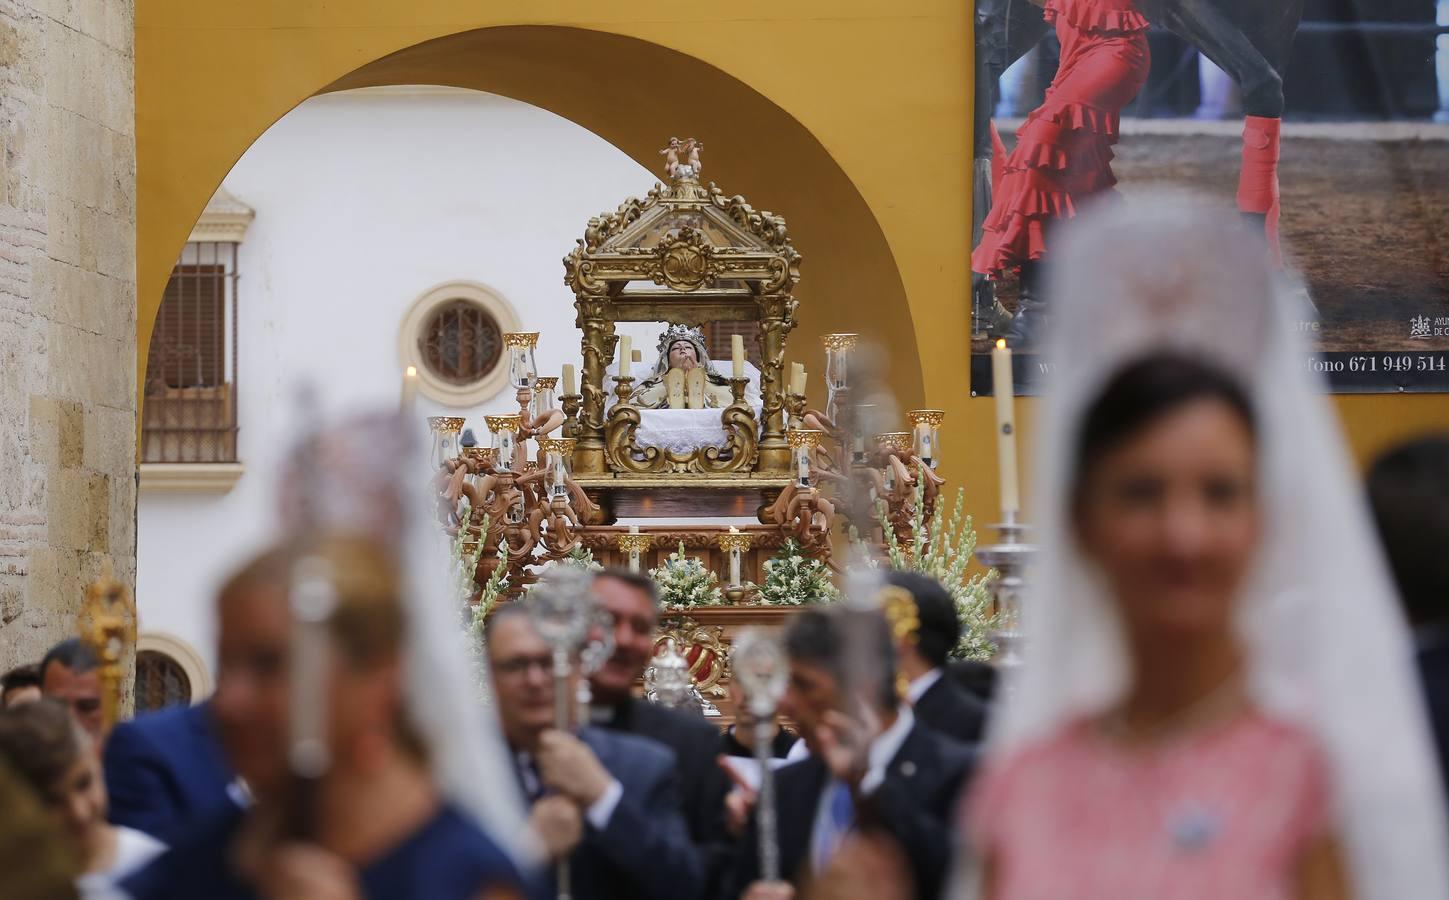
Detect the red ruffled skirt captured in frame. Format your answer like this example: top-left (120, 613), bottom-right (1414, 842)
top-left (972, 0), bottom-right (1150, 277)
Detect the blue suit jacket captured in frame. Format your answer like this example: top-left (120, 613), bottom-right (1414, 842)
top-left (103, 701), bottom-right (240, 843)
top-left (535, 727), bottom-right (703, 900)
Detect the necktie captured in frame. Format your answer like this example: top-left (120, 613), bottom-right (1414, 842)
top-left (518, 754), bottom-right (545, 803)
top-left (811, 779), bottom-right (855, 873)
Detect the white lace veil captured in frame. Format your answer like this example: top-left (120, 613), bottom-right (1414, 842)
top-left (988, 196), bottom-right (1449, 898)
top-left (277, 409), bottom-right (531, 865)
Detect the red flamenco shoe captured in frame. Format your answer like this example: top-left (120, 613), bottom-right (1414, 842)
top-left (1237, 115), bottom-right (1282, 265)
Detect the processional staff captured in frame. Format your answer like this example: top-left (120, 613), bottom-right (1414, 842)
top-left (77, 559), bottom-right (137, 738)
top-left (526, 568), bottom-right (597, 900)
top-left (731, 628), bottom-right (789, 882)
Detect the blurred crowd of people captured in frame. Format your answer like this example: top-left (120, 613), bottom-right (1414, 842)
top-left (2, 203), bottom-right (1448, 900)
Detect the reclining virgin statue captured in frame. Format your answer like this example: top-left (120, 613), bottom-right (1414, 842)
top-left (634, 324), bottom-right (735, 410)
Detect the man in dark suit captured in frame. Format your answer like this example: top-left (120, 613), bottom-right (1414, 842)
top-left (733, 605), bottom-right (975, 900)
top-left (487, 604), bottom-right (703, 900)
top-left (1368, 436), bottom-right (1449, 806)
top-left (888, 571), bottom-right (990, 745)
top-left (103, 699), bottom-right (242, 842)
top-left (587, 571), bottom-right (732, 878)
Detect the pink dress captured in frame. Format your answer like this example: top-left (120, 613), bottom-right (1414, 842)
top-left (967, 711), bottom-right (1332, 900)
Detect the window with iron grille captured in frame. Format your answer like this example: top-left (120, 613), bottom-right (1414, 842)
top-left (704, 321), bottom-right (762, 368)
top-left (134, 650), bottom-right (193, 712)
top-left (418, 298), bottom-right (504, 386)
top-left (142, 242), bottom-right (239, 463)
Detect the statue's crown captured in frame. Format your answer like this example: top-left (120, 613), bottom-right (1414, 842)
top-left (658, 323), bottom-right (706, 353)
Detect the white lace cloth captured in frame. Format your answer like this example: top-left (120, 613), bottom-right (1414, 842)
top-left (604, 360), bottom-right (763, 454)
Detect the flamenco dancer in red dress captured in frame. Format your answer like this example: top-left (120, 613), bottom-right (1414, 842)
top-left (972, 0), bottom-right (1304, 345)
top-left (972, 0), bottom-right (1151, 344)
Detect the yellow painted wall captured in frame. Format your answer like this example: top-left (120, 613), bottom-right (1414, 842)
top-left (136, 2), bottom-right (1449, 526)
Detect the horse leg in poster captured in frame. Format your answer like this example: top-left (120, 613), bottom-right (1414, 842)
top-left (1159, 0), bottom-right (1303, 263)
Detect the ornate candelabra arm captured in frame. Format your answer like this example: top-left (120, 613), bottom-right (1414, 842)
top-left (560, 393), bottom-right (582, 441)
top-left (784, 391), bottom-right (806, 430)
top-left (612, 374), bottom-right (636, 406)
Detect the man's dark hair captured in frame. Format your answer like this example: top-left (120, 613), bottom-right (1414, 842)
top-left (1073, 353), bottom-right (1256, 504)
top-left (594, 567), bottom-right (661, 609)
top-left (481, 600), bottom-right (534, 645)
top-left (783, 607), bottom-right (898, 712)
top-left (885, 570), bottom-right (960, 668)
top-left (38, 639), bottom-right (97, 682)
top-left (0, 665), bottom-right (40, 702)
top-left (1367, 435), bottom-right (1449, 628)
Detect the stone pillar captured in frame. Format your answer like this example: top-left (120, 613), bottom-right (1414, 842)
top-left (0, 0), bottom-right (137, 688)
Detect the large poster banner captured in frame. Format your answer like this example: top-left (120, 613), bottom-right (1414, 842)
top-left (970, 0), bottom-right (1449, 394)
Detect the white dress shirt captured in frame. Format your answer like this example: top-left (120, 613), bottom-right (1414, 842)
top-left (904, 668), bottom-right (944, 707)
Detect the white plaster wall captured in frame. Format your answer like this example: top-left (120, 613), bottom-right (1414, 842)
top-left (136, 88), bottom-right (672, 676)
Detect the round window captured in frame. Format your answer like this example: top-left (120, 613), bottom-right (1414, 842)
top-left (135, 649), bottom-right (193, 712)
top-left (418, 299), bottom-right (504, 386)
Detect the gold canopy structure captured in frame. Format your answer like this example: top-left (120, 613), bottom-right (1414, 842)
top-left (562, 163), bottom-right (802, 497)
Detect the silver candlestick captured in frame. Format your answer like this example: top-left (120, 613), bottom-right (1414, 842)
top-left (974, 511), bottom-right (1037, 670)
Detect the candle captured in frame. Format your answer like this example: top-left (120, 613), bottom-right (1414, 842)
top-left (993, 339), bottom-right (1020, 515)
top-left (618, 335), bottom-right (632, 378)
top-left (629, 524), bottom-right (640, 534)
top-left (790, 362), bottom-right (805, 395)
top-left (562, 364), bottom-right (576, 396)
top-left (400, 365), bottom-right (418, 413)
top-left (731, 334), bottom-right (745, 379)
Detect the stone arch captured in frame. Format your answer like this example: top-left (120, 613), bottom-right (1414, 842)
top-left (139, 25), bottom-right (926, 419)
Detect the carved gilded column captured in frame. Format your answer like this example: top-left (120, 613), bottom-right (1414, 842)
top-left (756, 293), bottom-right (797, 472)
top-left (574, 294), bottom-right (614, 474)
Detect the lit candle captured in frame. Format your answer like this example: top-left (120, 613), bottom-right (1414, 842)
top-left (618, 335), bottom-right (632, 379)
top-left (400, 365), bottom-right (418, 413)
top-left (993, 339), bottom-right (1020, 515)
top-left (562, 364), bottom-right (576, 396)
top-left (790, 362), bottom-right (805, 395)
top-left (727, 526), bottom-right (742, 587)
top-left (731, 334), bottom-right (745, 379)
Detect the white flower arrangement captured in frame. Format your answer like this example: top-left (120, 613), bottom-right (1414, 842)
top-left (757, 538), bottom-right (841, 606)
top-left (874, 483), bottom-right (999, 660)
top-left (650, 542), bottom-right (725, 609)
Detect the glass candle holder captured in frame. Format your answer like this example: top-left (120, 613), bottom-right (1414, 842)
top-left (532, 376), bottom-right (559, 420)
top-left (786, 429), bottom-right (823, 488)
top-left (907, 409), bottom-right (945, 468)
top-left (484, 414), bottom-right (522, 471)
top-left (719, 528), bottom-right (753, 588)
top-left (538, 438), bottom-right (576, 500)
top-left (877, 432), bottom-right (913, 491)
top-left (504, 332), bottom-right (540, 390)
top-left (617, 532), bottom-right (651, 574)
top-left (427, 417), bottom-right (466, 470)
top-left (821, 334), bottom-right (859, 392)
